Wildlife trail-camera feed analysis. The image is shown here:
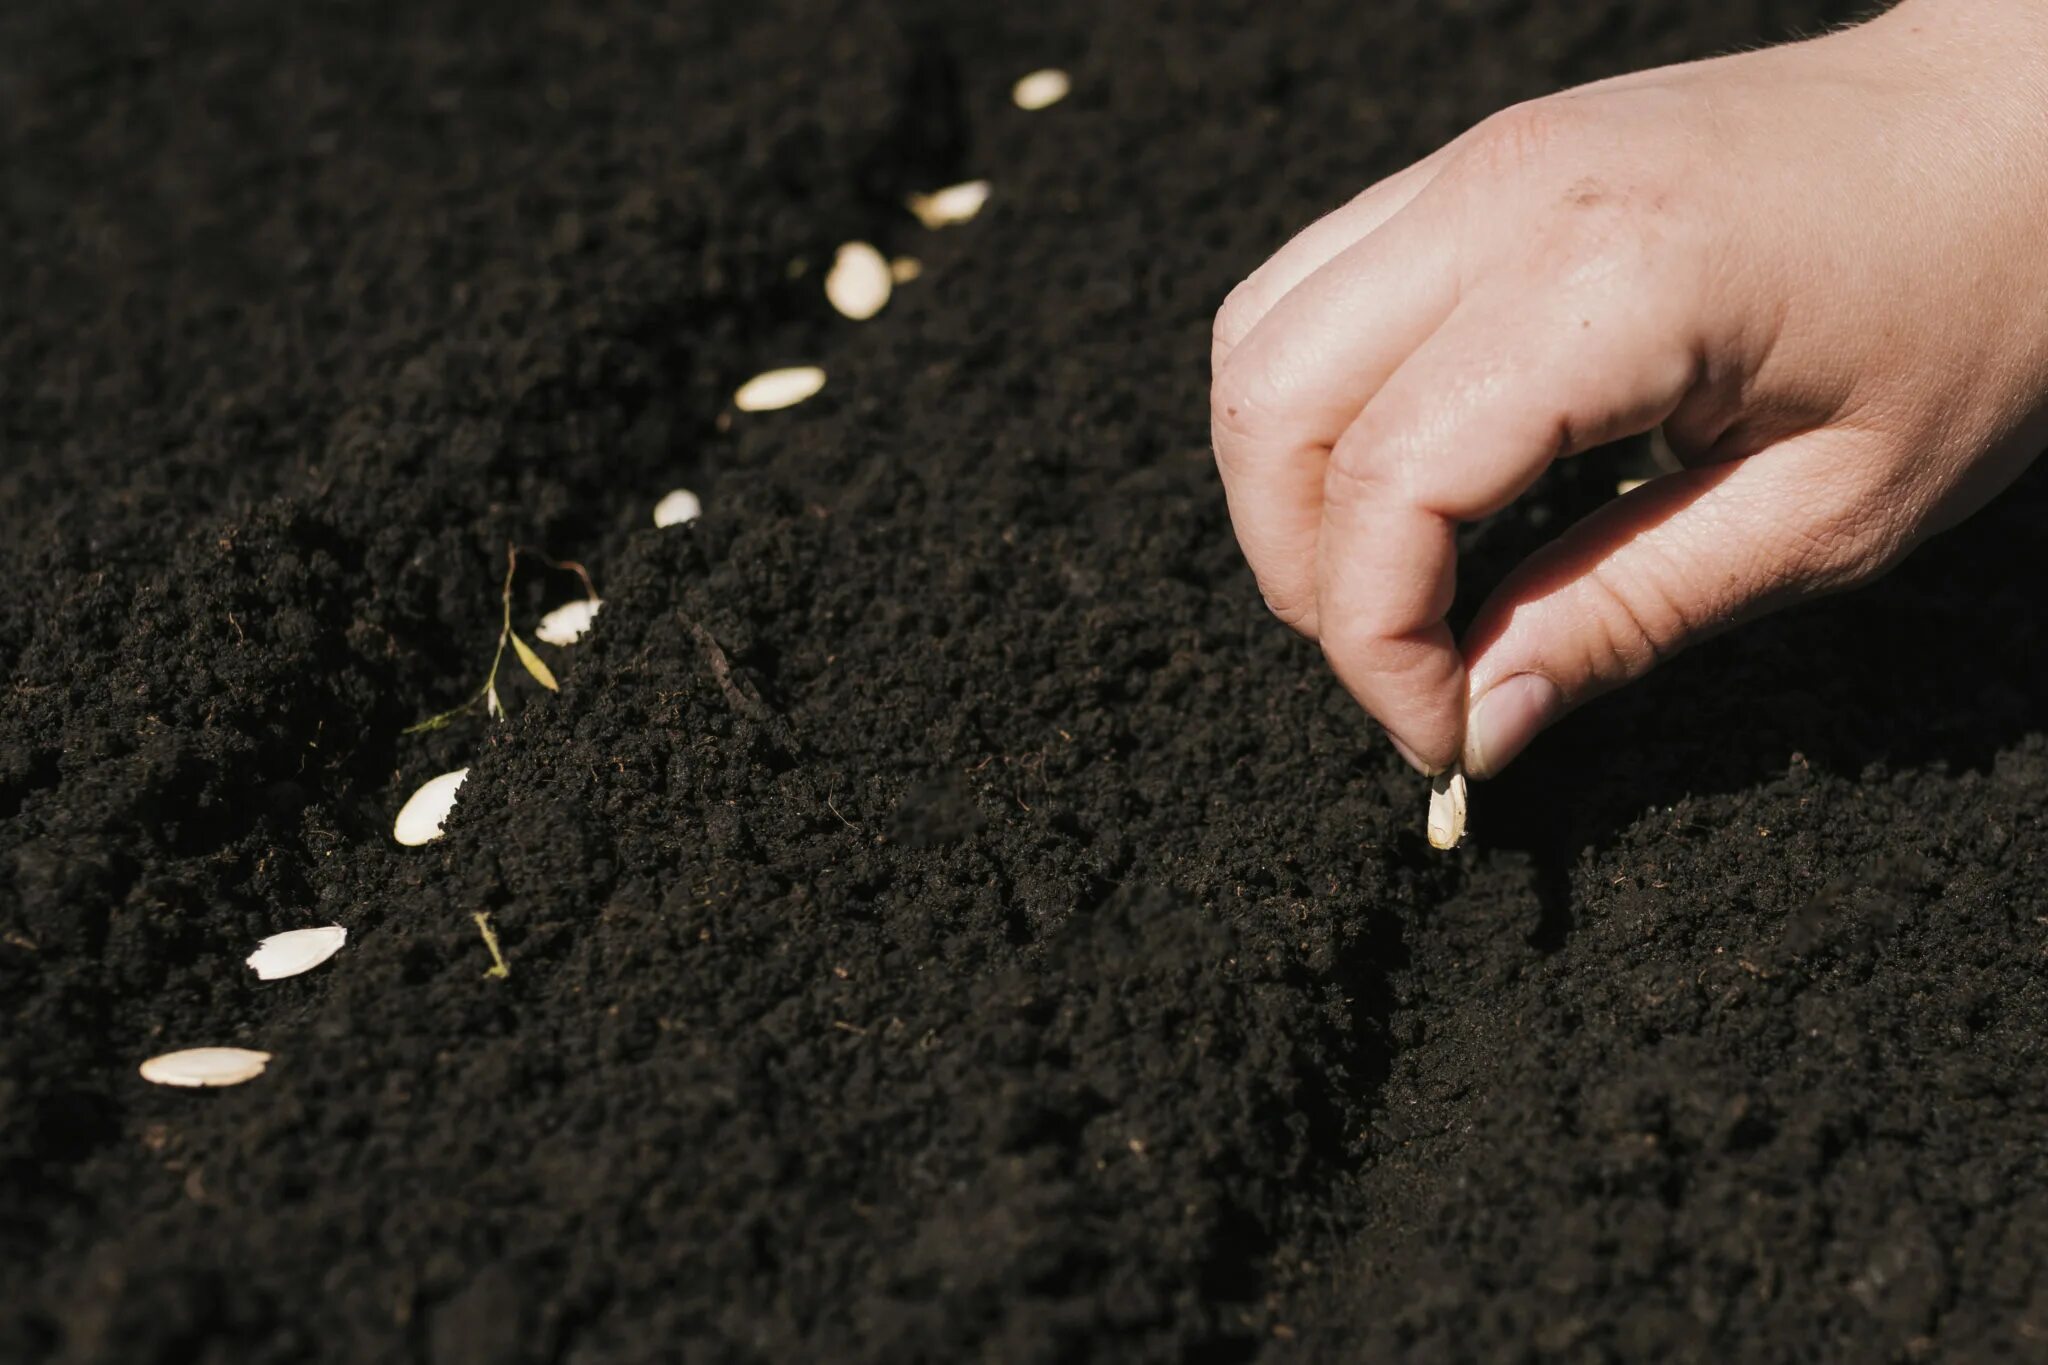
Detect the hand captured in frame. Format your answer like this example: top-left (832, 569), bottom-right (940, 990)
top-left (1211, 0), bottom-right (2048, 778)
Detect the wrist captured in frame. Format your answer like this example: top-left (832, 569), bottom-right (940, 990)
top-left (1872, 0), bottom-right (2048, 74)
top-left (1863, 0), bottom-right (2048, 208)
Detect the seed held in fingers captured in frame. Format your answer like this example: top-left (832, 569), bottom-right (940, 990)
top-left (734, 365), bottom-right (826, 412)
top-left (394, 768), bottom-right (469, 846)
top-left (1011, 68), bottom-right (1071, 111)
top-left (825, 241), bottom-right (892, 321)
top-left (140, 1047), bottom-right (273, 1088)
top-left (1648, 425), bottom-right (1682, 473)
top-left (905, 180), bottom-right (991, 229)
top-left (246, 926), bottom-right (347, 981)
top-left (653, 488), bottom-right (702, 529)
top-left (1427, 766), bottom-right (1468, 851)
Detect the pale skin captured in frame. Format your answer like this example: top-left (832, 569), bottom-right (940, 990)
top-left (1211, 0), bottom-right (2048, 780)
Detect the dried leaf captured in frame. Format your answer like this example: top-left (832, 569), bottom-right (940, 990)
top-left (510, 632), bottom-right (559, 692)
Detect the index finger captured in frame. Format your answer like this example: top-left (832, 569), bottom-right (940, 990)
top-left (1209, 200), bottom-right (1461, 636)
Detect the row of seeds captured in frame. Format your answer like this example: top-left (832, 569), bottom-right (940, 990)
top-left (140, 66), bottom-right (1072, 1088)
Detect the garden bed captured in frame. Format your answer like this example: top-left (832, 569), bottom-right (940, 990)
top-left (7, 0), bottom-right (2047, 1359)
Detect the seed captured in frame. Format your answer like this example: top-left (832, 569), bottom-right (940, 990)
top-left (1648, 425), bottom-right (1681, 472)
top-left (139, 1047), bottom-right (273, 1088)
top-left (825, 241), bottom-right (892, 321)
top-left (889, 256), bottom-right (923, 284)
top-left (246, 926), bottom-right (347, 981)
top-left (905, 180), bottom-right (990, 229)
top-left (393, 768), bottom-right (469, 846)
top-left (653, 488), bottom-right (702, 528)
top-left (535, 598), bottom-right (602, 646)
top-left (733, 365), bottom-right (826, 412)
top-left (1427, 766), bottom-right (1468, 851)
top-left (1616, 477), bottom-right (1651, 496)
top-left (1012, 68), bottom-right (1071, 111)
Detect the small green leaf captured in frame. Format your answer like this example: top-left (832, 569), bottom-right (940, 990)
top-left (510, 632), bottom-right (559, 692)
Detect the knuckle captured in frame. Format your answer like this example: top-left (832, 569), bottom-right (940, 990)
top-left (1321, 446), bottom-right (1391, 509)
top-left (1466, 98), bottom-right (1583, 177)
top-left (1211, 282), bottom-right (1261, 367)
top-left (1209, 358), bottom-right (1274, 450)
top-left (1784, 488), bottom-right (1902, 589)
top-left (1580, 559), bottom-right (1692, 680)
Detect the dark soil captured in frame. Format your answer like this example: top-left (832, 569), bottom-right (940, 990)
top-left (6, 1), bottom-right (2047, 1361)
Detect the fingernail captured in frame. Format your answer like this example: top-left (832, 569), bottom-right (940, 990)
top-left (1386, 729), bottom-right (1432, 774)
top-left (1465, 674), bottom-right (1563, 779)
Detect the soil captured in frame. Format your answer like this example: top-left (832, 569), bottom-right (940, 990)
top-left (6, 1), bottom-right (2047, 1361)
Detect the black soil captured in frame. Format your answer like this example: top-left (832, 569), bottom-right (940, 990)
top-left (6, 1), bottom-right (2047, 1361)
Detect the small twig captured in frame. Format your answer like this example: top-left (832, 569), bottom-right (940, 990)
top-left (516, 546), bottom-right (601, 605)
top-left (406, 545), bottom-right (580, 733)
top-left (472, 912), bottom-right (511, 979)
top-left (681, 615), bottom-right (773, 722)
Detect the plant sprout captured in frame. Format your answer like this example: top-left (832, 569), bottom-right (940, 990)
top-left (406, 546), bottom-right (597, 732)
top-left (473, 912), bottom-right (510, 979)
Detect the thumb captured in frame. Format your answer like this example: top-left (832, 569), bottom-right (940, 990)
top-left (1459, 429), bottom-right (1909, 778)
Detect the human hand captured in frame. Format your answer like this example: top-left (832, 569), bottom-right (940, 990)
top-left (1211, 0), bottom-right (2048, 779)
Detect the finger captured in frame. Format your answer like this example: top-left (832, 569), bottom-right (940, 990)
top-left (1210, 199), bottom-right (1462, 636)
top-left (1315, 294), bottom-right (1698, 770)
top-left (1458, 429), bottom-right (1906, 778)
top-left (1211, 143), bottom-right (1457, 371)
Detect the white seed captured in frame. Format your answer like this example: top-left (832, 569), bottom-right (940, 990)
top-left (1427, 766), bottom-right (1468, 851)
top-left (889, 256), bottom-right (923, 284)
top-left (905, 179), bottom-right (991, 229)
top-left (1648, 425), bottom-right (1682, 472)
top-left (653, 488), bottom-right (702, 528)
top-left (246, 926), bottom-right (347, 980)
top-left (733, 365), bottom-right (826, 412)
top-left (140, 1047), bottom-right (273, 1088)
top-left (1616, 477), bottom-right (1651, 496)
top-left (1012, 68), bottom-right (1071, 111)
top-left (535, 598), bottom-right (602, 646)
top-left (393, 768), bottom-right (469, 846)
top-left (825, 241), bottom-right (892, 321)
